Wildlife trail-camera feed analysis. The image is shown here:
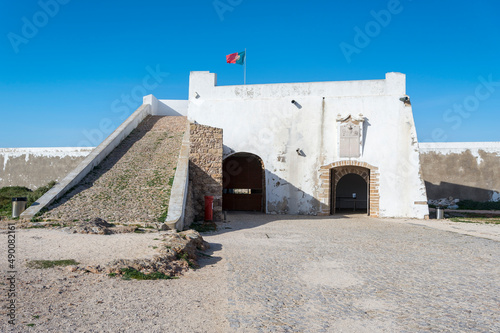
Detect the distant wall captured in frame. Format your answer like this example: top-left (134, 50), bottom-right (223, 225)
top-left (419, 142), bottom-right (500, 202)
top-left (143, 94), bottom-right (188, 116)
top-left (0, 148), bottom-right (93, 189)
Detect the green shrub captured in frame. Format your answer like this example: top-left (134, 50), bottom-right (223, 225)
top-left (120, 268), bottom-right (177, 280)
top-left (0, 186), bottom-right (32, 217)
top-left (0, 181), bottom-right (55, 218)
top-left (457, 200), bottom-right (500, 211)
top-left (27, 259), bottom-right (79, 269)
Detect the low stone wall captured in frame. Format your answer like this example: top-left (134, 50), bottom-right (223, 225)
top-left (188, 123), bottom-right (223, 222)
top-left (0, 148), bottom-right (93, 189)
top-left (419, 142), bottom-right (500, 202)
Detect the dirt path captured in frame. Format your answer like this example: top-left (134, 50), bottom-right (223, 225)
top-left (0, 226), bottom-right (228, 332)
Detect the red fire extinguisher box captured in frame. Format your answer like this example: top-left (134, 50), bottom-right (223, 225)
top-left (204, 196), bottom-right (214, 222)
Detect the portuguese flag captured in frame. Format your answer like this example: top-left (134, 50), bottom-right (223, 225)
top-left (226, 51), bottom-right (246, 65)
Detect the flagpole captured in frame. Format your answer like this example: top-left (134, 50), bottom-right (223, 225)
top-left (244, 48), bottom-right (247, 85)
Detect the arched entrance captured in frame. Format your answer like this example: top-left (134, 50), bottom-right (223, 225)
top-left (334, 173), bottom-right (368, 213)
top-left (223, 153), bottom-right (265, 212)
top-left (331, 166), bottom-right (370, 215)
top-left (318, 161), bottom-right (380, 217)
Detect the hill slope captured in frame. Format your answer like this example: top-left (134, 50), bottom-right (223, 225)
top-left (42, 116), bottom-right (186, 224)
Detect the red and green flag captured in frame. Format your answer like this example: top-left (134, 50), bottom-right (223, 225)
top-left (226, 51), bottom-right (246, 65)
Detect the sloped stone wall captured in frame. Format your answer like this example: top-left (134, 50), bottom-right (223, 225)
top-left (188, 123), bottom-right (223, 221)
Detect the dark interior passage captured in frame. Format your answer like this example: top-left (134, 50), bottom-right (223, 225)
top-left (223, 153), bottom-right (265, 212)
top-left (335, 173), bottom-right (368, 212)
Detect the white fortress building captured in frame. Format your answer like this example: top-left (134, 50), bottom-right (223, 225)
top-left (11, 71), bottom-right (500, 223)
top-left (151, 71), bottom-right (429, 219)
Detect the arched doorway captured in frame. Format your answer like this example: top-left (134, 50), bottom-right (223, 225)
top-left (335, 173), bottom-right (368, 213)
top-left (223, 153), bottom-right (265, 212)
top-left (318, 161), bottom-right (379, 217)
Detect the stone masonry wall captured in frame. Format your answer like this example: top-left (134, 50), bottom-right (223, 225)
top-left (189, 123), bottom-right (223, 221)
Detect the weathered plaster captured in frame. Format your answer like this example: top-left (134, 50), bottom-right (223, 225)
top-left (186, 71), bottom-right (428, 218)
top-left (0, 148), bottom-right (93, 189)
top-left (419, 142), bottom-right (500, 201)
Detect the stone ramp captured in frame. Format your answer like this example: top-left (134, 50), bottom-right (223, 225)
top-left (42, 116), bottom-right (186, 224)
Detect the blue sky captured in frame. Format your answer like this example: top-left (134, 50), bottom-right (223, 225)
top-left (1, 0), bottom-right (499, 147)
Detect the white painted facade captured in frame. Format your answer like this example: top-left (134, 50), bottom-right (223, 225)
top-left (182, 71), bottom-right (429, 218)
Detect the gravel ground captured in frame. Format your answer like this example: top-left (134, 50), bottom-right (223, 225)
top-left (0, 226), bottom-right (228, 332)
top-left (42, 115), bottom-right (186, 224)
top-left (1, 214), bottom-right (499, 332)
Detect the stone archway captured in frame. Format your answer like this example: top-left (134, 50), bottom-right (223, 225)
top-left (318, 161), bottom-right (380, 217)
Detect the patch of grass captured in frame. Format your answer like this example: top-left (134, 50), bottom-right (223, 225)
top-left (134, 229), bottom-right (145, 233)
top-left (27, 259), bottom-right (79, 269)
top-left (28, 181), bottom-right (56, 205)
top-left (108, 273), bottom-right (117, 277)
top-left (450, 217), bottom-right (500, 224)
top-left (0, 186), bottom-right (31, 217)
top-left (0, 181), bottom-right (57, 218)
top-left (457, 199), bottom-right (500, 211)
top-left (168, 176), bottom-right (175, 186)
top-left (146, 170), bottom-right (166, 187)
top-left (157, 208), bottom-right (169, 222)
top-left (26, 323), bottom-right (35, 327)
top-left (120, 268), bottom-right (177, 280)
top-left (176, 252), bottom-right (196, 268)
top-left (32, 315), bottom-right (39, 319)
top-left (190, 221), bottom-right (217, 233)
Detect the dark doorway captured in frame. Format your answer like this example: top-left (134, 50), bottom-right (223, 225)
top-left (335, 173), bottom-right (368, 213)
top-left (223, 153), bottom-right (265, 212)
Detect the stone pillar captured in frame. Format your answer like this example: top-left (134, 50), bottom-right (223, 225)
top-left (189, 123), bottom-right (223, 221)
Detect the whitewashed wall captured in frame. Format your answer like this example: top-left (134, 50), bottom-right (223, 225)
top-left (187, 71), bottom-right (429, 218)
top-left (143, 94), bottom-right (188, 116)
